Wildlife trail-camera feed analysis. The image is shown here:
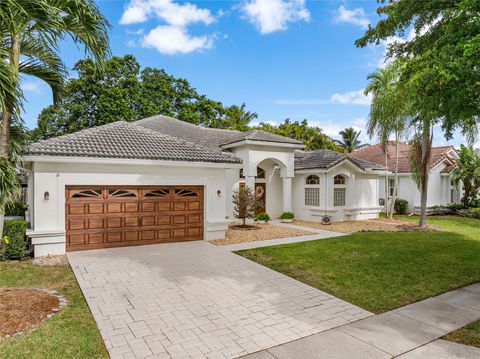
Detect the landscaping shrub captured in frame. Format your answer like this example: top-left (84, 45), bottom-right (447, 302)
top-left (431, 205), bottom-right (448, 215)
top-left (457, 208), bottom-right (480, 219)
top-left (447, 203), bottom-right (465, 213)
top-left (5, 200), bottom-right (28, 217)
top-left (2, 219), bottom-right (29, 259)
top-left (280, 211), bottom-right (295, 220)
top-left (394, 199), bottom-right (408, 214)
top-left (255, 212), bottom-right (270, 223)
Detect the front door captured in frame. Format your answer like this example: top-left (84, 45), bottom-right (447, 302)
top-left (255, 183), bottom-right (266, 215)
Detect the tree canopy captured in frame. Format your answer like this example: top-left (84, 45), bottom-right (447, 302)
top-left (255, 119), bottom-right (344, 152)
top-left (336, 127), bottom-right (362, 153)
top-left (356, 0), bottom-right (480, 141)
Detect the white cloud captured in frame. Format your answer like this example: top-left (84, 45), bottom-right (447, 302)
top-left (242, 0), bottom-right (310, 34)
top-left (334, 5), bottom-right (369, 29)
top-left (310, 118), bottom-right (370, 143)
top-left (22, 81), bottom-right (41, 93)
top-left (276, 89), bottom-right (372, 106)
top-left (143, 26), bottom-right (214, 55)
top-left (120, 0), bottom-right (214, 26)
top-left (120, 0), bottom-right (217, 55)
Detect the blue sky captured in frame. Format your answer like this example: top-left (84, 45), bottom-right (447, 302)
top-left (21, 0), bottom-right (462, 146)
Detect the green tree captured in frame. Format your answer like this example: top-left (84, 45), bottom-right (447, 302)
top-left (223, 103), bottom-right (257, 131)
top-left (0, 0), bottom-right (109, 234)
top-left (256, 119), bottom-right (343, 152)
top-left (33, 55), bottom-right (251, 139)
top-left (365, 64), bottom-right (410, 218)
top-left (357, 1), bottom-right (479, 226)
top-left (356, 0), bottom-right (480, 141)
top-left (337, 127), bottom-right (362, 153)
top-left (451, 145), bottom-right (480, 208)
top-left (232, 186), bottom-right (258, 227)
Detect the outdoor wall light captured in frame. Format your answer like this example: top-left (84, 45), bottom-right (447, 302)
top-left (217, 190), bottom-right (222, 197)
top-left (44, 191), bottom-right (50, 201)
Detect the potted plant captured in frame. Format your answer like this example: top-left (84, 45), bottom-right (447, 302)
top-left (255, 212), bottom-right (270, 224)
top-left (280, 211), bottom-right (294, 223)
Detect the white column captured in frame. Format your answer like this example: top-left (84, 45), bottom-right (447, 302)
top-left (245, 176), bottom-right (255, 191)
top-left (282, 177), bottom-right (292, 212)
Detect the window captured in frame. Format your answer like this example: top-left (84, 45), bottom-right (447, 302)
top-left (388, 179), bottom-right (395, 197)
top-left (306, 175), bottom-right (320, 185)
top-left (305, 174), bottom-right (320, 206)
top-left (334, 175), bottom-right (345, 185)
top-left (333, 175), bottom-right (346, 207)
top-left (305, 188), bottom-right (320, 206)
top-left (334, 188), bottom-right (346, 207)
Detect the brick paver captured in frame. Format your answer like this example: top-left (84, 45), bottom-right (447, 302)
top-left (68, 241), bottom-right (371, 358)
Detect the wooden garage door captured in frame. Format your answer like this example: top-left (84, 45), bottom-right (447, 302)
top-left (65, 186), bottom-right (204, 251)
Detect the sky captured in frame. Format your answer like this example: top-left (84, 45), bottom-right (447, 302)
top-left (20, 0), bottom-right (466, 147)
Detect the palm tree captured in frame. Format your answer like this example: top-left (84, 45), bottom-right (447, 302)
top-left (337, 127), bottom-right (362, 153)
top-left (364, 64), bottom-right (409, 218)
top-left (0, 0), bottom-right (110, 235)
top-left (224, 103), bottom-right (258, 131)
top-left (451, 145), bottom-right (480, 208)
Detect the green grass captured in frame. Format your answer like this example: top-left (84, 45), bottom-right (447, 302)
top-left (444, 320), bottom-right (480, 348)
top-left (0, 261), bottom-right (107, 359)
top-left (237, 216), bottom-right (480, 314)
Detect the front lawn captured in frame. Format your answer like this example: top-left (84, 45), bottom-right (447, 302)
top-left (0, 261), bottom-right (107, 359)
top-left (444, 320), bottom-right (480, 348)
top-left (237, 216), bottom-right (480, 314)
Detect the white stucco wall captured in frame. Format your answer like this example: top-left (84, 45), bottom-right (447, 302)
top-left (378, 162), bottom-right (457, 212)
top-left (29, 160), bottom-right (235, 256)
top-left (293, 162), bottom-right (381, 222)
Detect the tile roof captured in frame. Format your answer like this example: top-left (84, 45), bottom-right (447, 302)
top-left (220, 130), bottom-right (304, 147)
top-left (135, 115), bottom-right (240, 151)
top-left (27, 121), bottom-right (241, 164)
top-left (350, 141), bottom-right (456, 173)
top-left (294, 149), bottom-right (385, 171)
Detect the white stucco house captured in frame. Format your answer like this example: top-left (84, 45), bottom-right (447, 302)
top-left (24, 115), bottom-right (386, 257)
top-left (350, 142), bottom-right (460, 213)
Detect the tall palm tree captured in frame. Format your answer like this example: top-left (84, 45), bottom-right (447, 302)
top-left (0, 0), bottom-right (110, 236)
top-left (224, 103), bottom-right (258, 131)
top-left (337, 127), bottom-right (362, 153)
top-left (364, 64), bottom-right (409, 218)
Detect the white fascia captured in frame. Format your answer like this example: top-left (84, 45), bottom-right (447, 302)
top-left (220, 140), bottom-right (305, 150)
top-left (23, 155), bottom-right (243, 169)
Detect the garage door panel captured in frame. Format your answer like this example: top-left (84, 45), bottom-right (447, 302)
top-left (107, 203), bottom-right (122, 213)
top-left (66, 185), bottom-right (204, 251)
top-left (88, 218), bottom-right (104, 229)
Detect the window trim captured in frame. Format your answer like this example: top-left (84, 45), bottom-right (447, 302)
top-left (304, 174), bottom-right (321, 207)
top-left (333, 174), bottom-right (347, 207)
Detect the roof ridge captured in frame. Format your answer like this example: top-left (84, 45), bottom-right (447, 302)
top-left (131, 122), bottom-right (236, 157)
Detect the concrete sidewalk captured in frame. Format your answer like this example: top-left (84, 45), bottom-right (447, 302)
top-left (242, 283), bottom-right (480, 359)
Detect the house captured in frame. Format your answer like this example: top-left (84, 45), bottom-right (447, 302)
top-left (24, 115), bottom-right (385, 257)
top-left (350, 141), bottom-right (460, 213)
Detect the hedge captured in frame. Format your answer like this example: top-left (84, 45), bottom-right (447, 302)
top-left (394, 199), bottom-right (409, 214)
top-left (2, 219), bottom-right (29, 259)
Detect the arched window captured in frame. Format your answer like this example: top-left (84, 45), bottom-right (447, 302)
top-left (304, 175), bottom-right (320, 206)
top-left (334, 175), bottom-right (346, 185)
top-left (333, 175), bottom-right (346, 207)
top-left (306, 175), bottom-right (320, 185)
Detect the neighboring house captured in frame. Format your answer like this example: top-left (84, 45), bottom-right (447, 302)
top-left (350, 142), bottom-right (460, 213)
top-left (24, 115), bottom-right (385, 257)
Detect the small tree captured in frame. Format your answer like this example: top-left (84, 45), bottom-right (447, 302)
top-left (451, 145), bottom-right (480, 208)
top-left (232, 186), bottom-right (258, 226)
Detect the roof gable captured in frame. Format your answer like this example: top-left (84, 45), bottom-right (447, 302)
top-left (294, 149), bottom-right (385, 171)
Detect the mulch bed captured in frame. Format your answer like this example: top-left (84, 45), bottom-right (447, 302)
top-left (230, 224), bottom-right (260, 230)
top-left (0, 288), bottom-right (67, 338)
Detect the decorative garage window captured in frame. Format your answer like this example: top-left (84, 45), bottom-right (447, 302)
top-left (175, 189), bottom-right (198, 197)
top-left (333, 175), bottom-right (346, 207)
top-left (108, 189), bottom-right (137, 198)
top-left (71, 189), bottom-right (102, 198)
top-left (143, 189), bottom-right (169, 197)
top-left (305, 175), bottom-right (320, 206)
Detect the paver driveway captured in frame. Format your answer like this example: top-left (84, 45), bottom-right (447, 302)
top-left (68, 242), bottom-right (371, 359)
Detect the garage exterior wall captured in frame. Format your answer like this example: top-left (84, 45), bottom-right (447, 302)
top-left (28, 160), bottom-right (235, 257)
